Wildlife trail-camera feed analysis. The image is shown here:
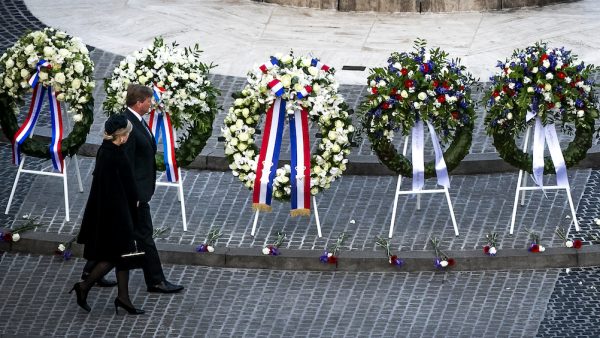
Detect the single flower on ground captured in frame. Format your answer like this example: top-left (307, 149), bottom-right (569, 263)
top-left (196, 228), bottom-right (221, 253)
top-left (320, 232), bottom-right (348, 266)
top-left (262, 231), bottom-right (286, 256)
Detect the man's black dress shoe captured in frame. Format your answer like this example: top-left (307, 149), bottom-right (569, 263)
top-left (147, 280), bottom-right (184, 293)
top-left (81, 273), bottom-right (117, 287)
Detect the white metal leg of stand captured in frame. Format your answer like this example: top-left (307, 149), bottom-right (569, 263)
top-left (251, 195), bottom-right (322, 238)
top-left (509, 127), bottom-right (579, 235)
top-left (388, 136), bottom-right (459, 238)
top-left (5, 155), bottom-right (77, 222)
top-left (156, 167), bottom-right (187, 231)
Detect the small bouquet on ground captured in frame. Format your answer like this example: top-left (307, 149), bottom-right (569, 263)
top-left (527, 229), bottom-right (546, 253)
top-left (0, 215), bottom-right (41, 242)
top-left (55, 234), bottom-right (77, 260)
top-left (262, 231), bottom-right (286, 256)
top-left (320, 232), bottom-right (348, 266)
top-left (483, 232), bottom-right (499, 256)
top-left (375, 236), bottom-right (404, 267)
top-left (196, 228), bottom-right (222, 253)
top-left (430, 237), bottom-right (455, 269)
top-left (556, 227), bottom-right (583, 249)
top-left (152, 226), bottom-right (169, 239)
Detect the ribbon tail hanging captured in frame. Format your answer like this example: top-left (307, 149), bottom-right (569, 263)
top-left (12, 84), bottom-right (46, 166)
top-left (544, 124), bottom-right (569, 188)
top-left (252, 97), bottom-right (286, 212)
top-left (531, 117), bottom-right (546, 188)
top-left (426, 121), bottom-right (449, 188)
top-left (47, 86), bottom-right (64, 172)
top-left (289, 108), bottom-right (311, 217)
top-left (411, 120), bottom-right (425, 191)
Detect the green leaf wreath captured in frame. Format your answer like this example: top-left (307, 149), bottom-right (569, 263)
top-left (484, 42), bottom-right (599, 173)
top-left (360, 39), bottom-right (477, 177)
top-left (103, 37), bottom-right (220, 170)
top-left (0, 28), bottom-right (94, 159)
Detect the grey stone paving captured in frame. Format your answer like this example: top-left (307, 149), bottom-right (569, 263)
top-left (3, 1), bottom-right (600, 337)
top-left (0, 252), bottom-right (571, 338)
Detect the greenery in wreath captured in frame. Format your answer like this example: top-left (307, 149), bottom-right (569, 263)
top-left (360, 39), bottom-right (477, 177)
top-left (223, 52), bottom-right (354, 201)
top-left (103, 37), bottom-right (220, 169)
top-left (0, 28), bottom-right (95, 158)
top-left (484, 42), bottom-right (599, 173)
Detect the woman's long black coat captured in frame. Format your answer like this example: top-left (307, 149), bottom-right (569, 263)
top-left (78, 140), bottom-right (138, 262)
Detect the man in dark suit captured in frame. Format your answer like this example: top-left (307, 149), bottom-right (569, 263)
top-left (120, 84), bottom-right (184, 293)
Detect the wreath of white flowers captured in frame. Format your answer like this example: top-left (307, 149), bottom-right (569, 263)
top-left (103, 37), bottom-right (220, 169)
top-left (0, 28), bottom-right (95, 158)
top-left (223, 53), bottom-right (355, 201)
top-left (0, 27), bottom-right (94, 121)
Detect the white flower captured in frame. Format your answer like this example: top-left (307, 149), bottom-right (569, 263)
top-left (565, 240), bottom-right (573, 248)
top-left (55, 73), bottom-right (66, 84)
top-left (532, 67), bottom-right (538, 74)
top-left (72, 114), bottom-right (83, 122)
top-left (546, 73), bottom-right (553, 80)
top-left (262, 247), bottom-right (271, 255)
top-left (12, 233), bottom-right (20, 242)
top-left (43, 46), bottom-right (55, 57)
top-left (281, 54), bottom-right (293, 64)
top-left (539, 246), bottom-right (546, 252)
top-left (417, 92), bottom-right (427, 101)
top-left (56, 93), bottom-right (66, 101)
top-left (5, 58), bottom-right (14, 68)
top-left (577, 110), bottom-right (585, 118)
top-left (71, 78), bottom-right (81, 89)
top-left (22, 214), bottom-right (30, 219)
top-left (20, 69), bottom-right (30, 79)
top-left (489, 247), bottom-right (497, 255)
top-left (594, 218), bottom-right (600, 226)
top-left (207, 246), bottom-right (215, 253)
top-left (58, 244), bottom-right (66, 252)
top-left (440, 260), bottom-right (448, 267)
top-left (507, 113), bottom-right (513, 120)
top-left (73, 61), bottom-right (85, 74)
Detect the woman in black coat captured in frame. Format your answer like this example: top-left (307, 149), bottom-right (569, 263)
top-left (71, 114), bottom-right (144, 315)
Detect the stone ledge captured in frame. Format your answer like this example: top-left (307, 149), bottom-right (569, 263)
top-left (251, 0), bottom-right (578, 13)
top-left (1, 230), bottom-right (596, 272)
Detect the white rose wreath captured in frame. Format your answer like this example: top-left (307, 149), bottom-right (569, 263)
top-left (223, 53), bottom-right (354, 213)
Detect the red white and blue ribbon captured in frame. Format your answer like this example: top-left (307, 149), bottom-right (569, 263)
top-left (13, 61), bottom-right (64, 172)
top-left (311, 58), bottom-right (330, 71)
top-left (148, 85), bottom-right (179, 182)
top-left (411, 120), bottom-right (449, 190)
top-left (296, 85), bottom-right (312, 99)
top-left (268, 79), bottom-right (284, 97)
top-left (259, 56), bottom-right (279, 73)
top-left (289, 108), bottom-right (311, 216)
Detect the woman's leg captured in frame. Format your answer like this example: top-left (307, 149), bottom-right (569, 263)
top-left (116, 268), bottom-right (134, 307)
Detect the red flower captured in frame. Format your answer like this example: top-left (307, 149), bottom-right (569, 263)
top-left (451, 111), bottom-right (459, 120)
top-left (540, 53), bottom-right (549, 62)
top-left (573, 239), bottom-right (583, 249)
top-left (371, 87), bottom-right (378, 94)
top-left (404, 79), bottom-right (414, 88)
top-left (305, 85), bottom-right (313, 93)
top-left (3, 233), bottom-right (12, 242)
top-left (442, 81), bottom-right (450, 89)
top-left (530, 244), bottom-right (540, 253)
top-left (459, 85), bottom-right (465, 91)
top-left (390, 87), bottom-right (398, 95)
top-left (492, 90), bottom-right (500, 98)
top-left (422, 63), bottom-right (430, 73)
top-left (327, 255), bottom-right (337, 264)
top-left (437, 95), bottom-right (446, 103)
top-left (432, 80), bottom-right (439, 88)
top-left (389, 255), bottom-right (398, 265)
top-left (447, 258), bottom-right (456, 266)
top-left (382, 102), bottom-right (390, 110)
top-left (400, 68), bottom-right (408, 76)
top-left (546, 103), bottom-right (555, 109)
top-left (557, 72), bottom-right (566, 79)
top-left (483, 245), bottom-right (490, 254)
top-left (395, 95), bottom-right (403, 101)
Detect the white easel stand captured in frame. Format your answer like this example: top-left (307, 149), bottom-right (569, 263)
top-left (156, 167), bottom-right (187, 231)
top-left (388, 136), bottom-right (459, 238)
top-left (509, 126), bottom-right (579, 235)
top-left (5, 114), bottom-right (83, 222)
top-left (251, 195), bottom-right (322, 238)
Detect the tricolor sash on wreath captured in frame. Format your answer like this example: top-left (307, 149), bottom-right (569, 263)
top-left (253, 93), bottom-right (311, 216)
top-left (148, 84), bottom-right (179, 182)
top-left (12, 59), bottom-right (64, 172)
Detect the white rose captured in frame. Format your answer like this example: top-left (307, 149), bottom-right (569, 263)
top-left (5, 59), bottom-right (14, 68)
top-left (281, 54), bottom-right (293, 64)
top-left (565, 240), bottom-right (573, 248)
top-left (308, 67), bottom-right (318, 77)
top-left (72, 114), bottom-right (83, 122)
top-left (12, 233), bottom-right (20, 242)
top-left (234, 98), bottom-right (244, 106)
top-left (543, 59), bottom-right (550, 68)
top-left (73, 61), bottom-right (85, 74)
top-left (189, 73), bottom-right (198, 81)
top-left (5, 78), bottom-right (13, 87)
top-left (281, 74), bottom-right (292, 88)
top-left (207, 246), bottom-right (215, 253)
top-left (38, 72), bottom-right (48, 81)
top-left (138, 75), bottom-right (148, 84)
top-left (440, 260), bottom-right (448, 267)
top-left (20, 68), bottom-right (30, 79)
top-left (71, 78), bottom-right (81, 89)
top-left (55, 72), bottom-right (66, 84)
top-left (262, 247), bottom-right (271, 255)
top-left (238, 133), bottom-right (249, 142)
top-left (577, 110), bottom-right (585, 118)
top-left (199, 92), bottom-right (207, 100)
top-left (24, 44), bottom-right (35, 54)
top-left (489, 247), bottom-right (497, 255)
top-left (527, 87), bottom-right (534, 93)
top-left (507, 113), bottom-right (513, 120)
top-left (43, 46), bottom-right (54, 57)
top-left (546, 73), bottom-right (553, 80)
top-left (400, 90), bottom-right (408, 98)
top-left (417, 92), bottom-right (427, 101)
top-left (539, 246), bottom-right (546, 252)
top-left (58, 244), bottom-right (66, 252)
top-left (532, 67), bottom-right (538, 74)
top-left (56, 93), bottom-right (66, 101)
top-left (544, 84), bottom-right (551, 91)
top-left (413, 102), bottom-right (421, 109)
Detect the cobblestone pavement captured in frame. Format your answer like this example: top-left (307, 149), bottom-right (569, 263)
top-left (3, 1), bottom-right (600, 337)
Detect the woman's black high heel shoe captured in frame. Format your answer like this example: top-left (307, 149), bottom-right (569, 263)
top-left (69, 282), bottom-right (91, 312)
top-left (114, 297), bottom-right (145, 315)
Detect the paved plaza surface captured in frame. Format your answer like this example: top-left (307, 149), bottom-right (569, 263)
top-left (2, 0), bottom-right (600, 337)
